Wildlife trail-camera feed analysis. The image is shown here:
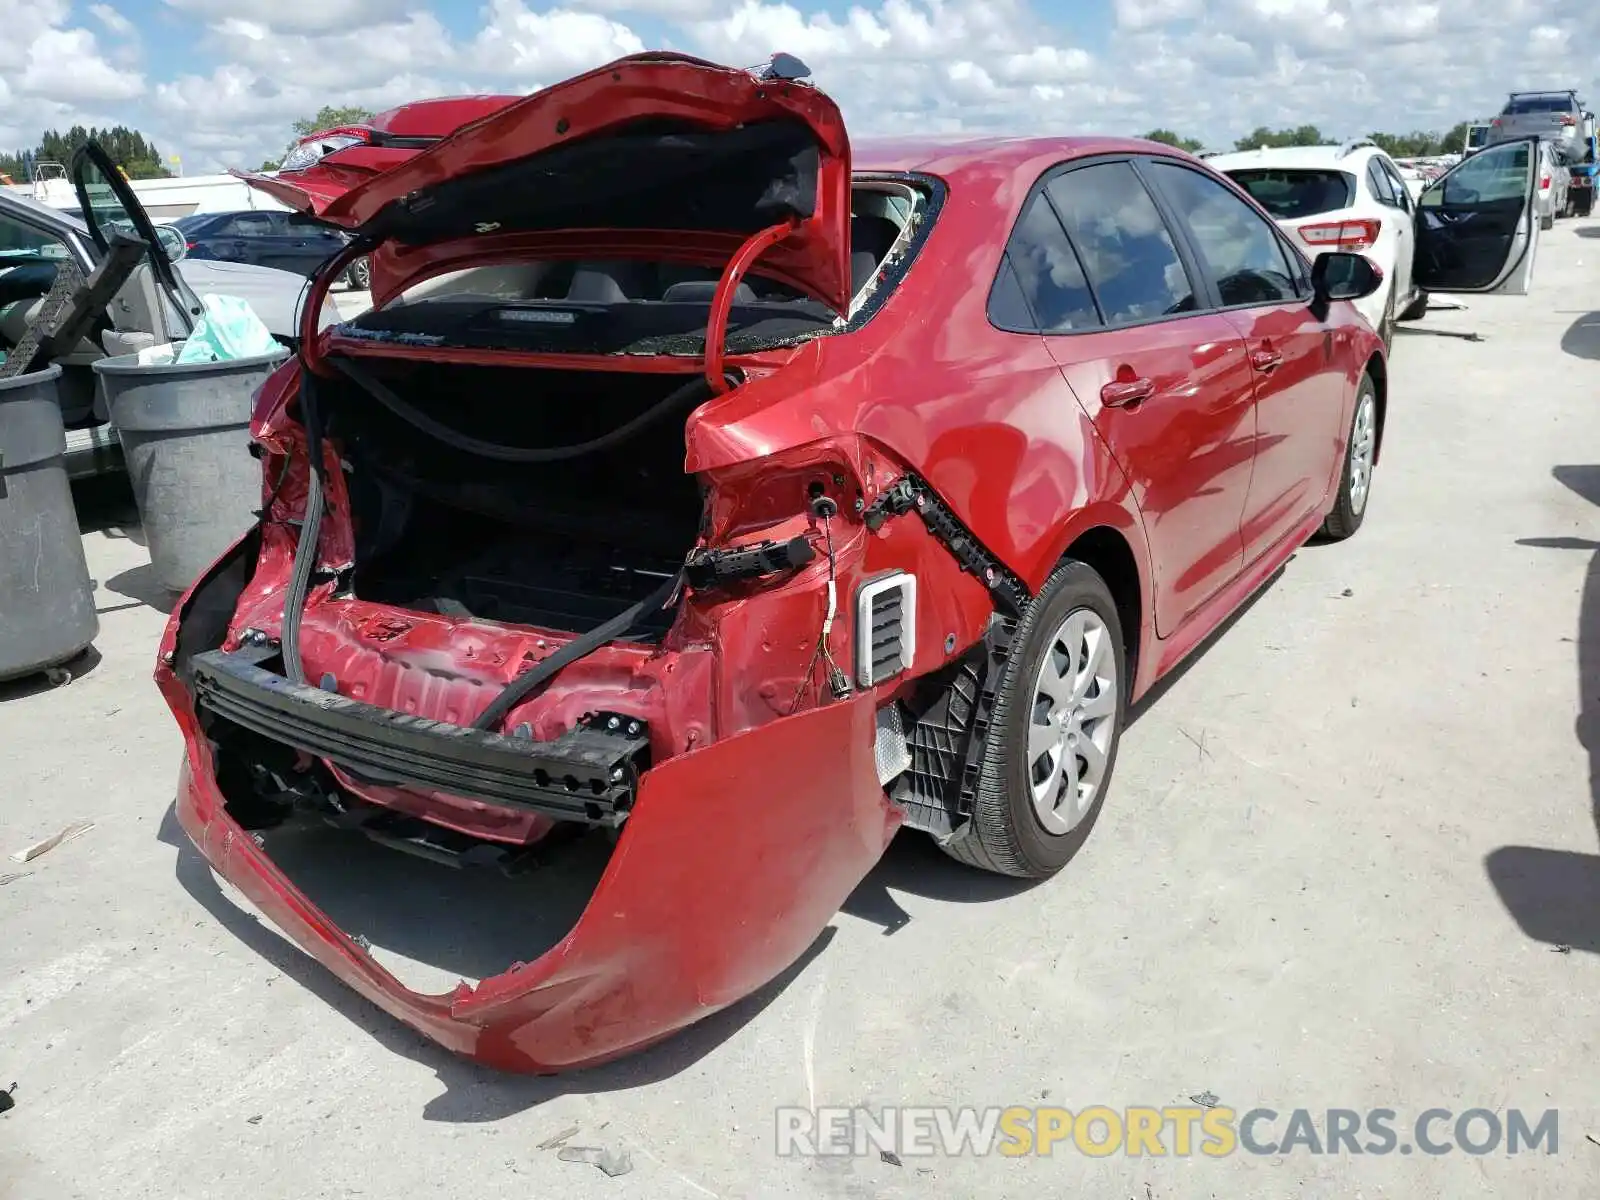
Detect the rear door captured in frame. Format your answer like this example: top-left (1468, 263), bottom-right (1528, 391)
top-left (1414, 137), bottom-right (1541, 295)
top-left (1143, 158), bottom-right (1345, 566)
top-left (1010, 159), bottom-right (1258, 636)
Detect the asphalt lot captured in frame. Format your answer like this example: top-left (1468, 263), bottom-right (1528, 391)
top-left (5, 226), bottom-right (1600, 1199)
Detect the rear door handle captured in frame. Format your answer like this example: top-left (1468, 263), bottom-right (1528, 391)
top-left (1250, 349), bottom-right (1283, 373)
top-left (1101, 377), bottom-right (1155, 408)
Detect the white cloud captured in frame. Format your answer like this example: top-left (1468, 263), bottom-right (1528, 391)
top-left (471, 0), bottom-right (645, 78)
top-left (90, 4), bottom-right (137, 36)
top-left (19, 28), bottom-right (143, 103)
top-left (160, 0), bottom-right (408, 34)
top-left (4, 0), bottom-right (1600, 176)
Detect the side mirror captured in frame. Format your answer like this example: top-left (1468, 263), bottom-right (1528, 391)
top-left (153, 224), bottom-right (187, 263)
top-left (1312, 252), bottom-right (1383, 304)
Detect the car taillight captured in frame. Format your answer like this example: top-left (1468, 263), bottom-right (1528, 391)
top-left (1492, 118), bottom-right (1503, 127)
top-left (1561, 115), bottom-right (1577, 126)
top-left (185, 241), bottom-right (197, 250)
top-left (1298, 218), bottom-right (1381, 251)
top-left (1541, 175), bottom-right (1552, 190)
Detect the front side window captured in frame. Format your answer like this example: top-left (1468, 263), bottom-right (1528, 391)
top-left (0, 216), bottom-right (70, 261)
top-left (1422, 141), bottom-right (1532, 208)
top-left (988, 190), bottom-right (1100, 333)
top-left (1045, 162), bottom-right (1195, 325)
top-left (1147, 162), bottom-right (1297, 307)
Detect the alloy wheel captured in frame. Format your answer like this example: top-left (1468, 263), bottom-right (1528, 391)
top-left (1348, 390), bottom-right (1377, 515)
top-left (1027, 608), bottom-right (1118, 835)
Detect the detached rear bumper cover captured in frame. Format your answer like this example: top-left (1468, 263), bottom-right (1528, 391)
top-left (191, 649), bottom-right (646, 825)
top-left (165, 660), bottom-right (900, 1073)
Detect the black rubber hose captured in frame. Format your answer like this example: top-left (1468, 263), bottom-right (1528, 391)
top-left (470, 570), bottom-right (681, 732)
top-left (328, 355), bottom-right (733, 463)
top-left (282, 374), bottom-right (329, 686)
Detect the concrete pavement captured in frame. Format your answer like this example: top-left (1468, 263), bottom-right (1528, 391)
top-left (3, 224), bottom-right (1599, 1198)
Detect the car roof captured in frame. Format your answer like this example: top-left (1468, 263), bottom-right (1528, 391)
top-left (852, 134), bottom-right (1201, 184)
top-left (1204, 145), bottom-right (1376, 171)
top-left (0, 188), bottom-right (85, 237)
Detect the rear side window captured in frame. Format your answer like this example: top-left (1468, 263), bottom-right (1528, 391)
top-left (1148, 163), bottom-right (1298, 307)
top-left (1366, 160), bottom-right (1398, 206)
top-left (1045, 163), bottom-right (1195, 326)
top-left (1224, 169), bottom-right (1354, 218)
top-left (988, 192), bottom-right (1101, 333)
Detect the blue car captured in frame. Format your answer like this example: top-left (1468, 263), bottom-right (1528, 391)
top-left (172, 210), bottom-right (370, 289)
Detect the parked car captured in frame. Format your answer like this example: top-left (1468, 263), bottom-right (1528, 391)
top-left (1534, 139), bottom-right (1571, 229)
top-left (1206, 139), bottom-right (1428, 341)
top-left (0, 143), bottom-right (337, 476)
top-left (1488, 90), bottom-right (1587, 157)
top-left (173, 210), bottom-right (370, 290)
top-left (158, 54), bottom-right (1544, 1073)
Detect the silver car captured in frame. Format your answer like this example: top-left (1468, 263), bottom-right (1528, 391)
top-left (1533, 139), bottom-right (1570, 229)
top-left (1489, 91), bottom-right (1586, 157)
top-left (0, 149), bottom-right (336, 475)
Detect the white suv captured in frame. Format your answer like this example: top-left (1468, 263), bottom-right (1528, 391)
top-left (1205, 140), bottom-right (1428, 341)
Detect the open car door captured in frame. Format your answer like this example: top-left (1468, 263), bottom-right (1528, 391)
top-left (71, 142), bottom-right (203, 337)
top-left (1413, 136), bottom-right (1540, 295)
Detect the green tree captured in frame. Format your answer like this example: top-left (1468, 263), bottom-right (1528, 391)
top-left (1142, 128), bottom-right (1205, 152)
top-left (292, 106), bottom-right (376, 137)
top-left (1234, 124), bottom-right (1328, 151)
top-left (0, 125), bottom-right (171, 180)
top-left (258, 106), bottom-right (380, 171)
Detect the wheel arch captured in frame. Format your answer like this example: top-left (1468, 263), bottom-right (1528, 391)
top-left (1364, 350), bottom-right (1388, 464)
top-left (1057, 524), bottom-right (1144, 685)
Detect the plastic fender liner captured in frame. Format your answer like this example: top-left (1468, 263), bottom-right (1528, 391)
top-left (863, 474), bottom-right (1032, 616)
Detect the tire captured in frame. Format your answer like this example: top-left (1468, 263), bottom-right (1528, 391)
top-left (1397, 290), bottom-right (1428, 322)
top-left (344, 257), bottom-right (371, 290)
top-left (1376, 287), bottom-right (1395, 352)
top-left (941, 560), bottom-right (1127, 879)
top-left (1541, 212), bottom-right (1555, 231)
top-left (1320, 372), bottom-right (1378, 541)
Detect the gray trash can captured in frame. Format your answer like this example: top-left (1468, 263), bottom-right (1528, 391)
top-left (0, 365), bottom-right (98, 682)
top-left (95, 345), bottom-right (289, 594)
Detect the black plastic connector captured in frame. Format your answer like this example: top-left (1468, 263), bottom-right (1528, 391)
top-left (684, 535), bottom-right (816, 591)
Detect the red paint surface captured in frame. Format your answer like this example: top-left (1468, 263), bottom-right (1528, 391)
top-left (174, 77), bottom-right (1387, 1071)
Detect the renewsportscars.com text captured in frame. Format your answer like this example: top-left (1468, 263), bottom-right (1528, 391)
top-left (774, 1105), bottom-right (1560, 1158)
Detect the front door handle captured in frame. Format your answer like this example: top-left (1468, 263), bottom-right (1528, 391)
top-left (1101, 377), bottom-right (1155, 408)
top-left (1250, 349), bottom-right (1283, 373)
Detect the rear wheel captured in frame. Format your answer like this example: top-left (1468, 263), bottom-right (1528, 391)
top-left (344, 257), bottom-right (371, 290)
top-left (1397, 289), bottom-right (1428, 322)
top-left (1320, 372), bottom-right (1378, 541)
top-left (941, 560), bottom-right (1126, 879)
top-left (1541, 212), bottom-right (1555, 231)
top-left (1376, 287), bottom-right (1395, 351)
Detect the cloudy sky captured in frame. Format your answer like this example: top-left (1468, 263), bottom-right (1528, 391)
top-left (0, 0), bottom-right (1585, 174)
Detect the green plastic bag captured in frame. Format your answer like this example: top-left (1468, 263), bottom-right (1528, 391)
top-left (175, 294), bottom-right (279, 364)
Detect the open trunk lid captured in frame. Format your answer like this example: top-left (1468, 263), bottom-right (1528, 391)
top-left (234, 53), bottom-right (853, 313)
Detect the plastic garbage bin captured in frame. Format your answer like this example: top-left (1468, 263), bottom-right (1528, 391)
top-left (95, 344), bottom-right (289, 594)
top-left (0, 365), bottom-right (98, 682)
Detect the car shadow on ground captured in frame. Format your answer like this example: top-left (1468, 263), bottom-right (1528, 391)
top-left (1559, 311), bottom-right (1600, 361)
top-left (1574, 226), bottom-right (1600, 239)
top-left (1492, 464), bottom-right (1600, 954)
top-left (157, 801), bottom-right (838, 1121)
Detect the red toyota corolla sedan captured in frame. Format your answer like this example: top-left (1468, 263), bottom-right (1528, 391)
top-left (158, 53), bottom-right (1542, 1071)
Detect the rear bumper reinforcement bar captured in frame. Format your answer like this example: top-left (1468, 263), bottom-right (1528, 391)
top-left (190, 648), bottom-right (648, 826)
